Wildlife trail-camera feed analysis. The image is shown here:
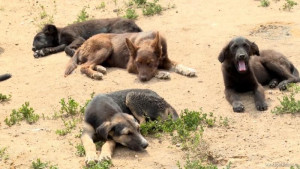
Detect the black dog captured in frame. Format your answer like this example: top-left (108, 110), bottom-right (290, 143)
top-left (0, 73), bottom-right (11, 82)
top-left (218, 37), bottom-right (267, 112)
top-left (251, 49), bottom-right (300, 90)
top-left (81, 89), bottom-right (178, 163)
top-left (32, 18), bottom-right (142, 58)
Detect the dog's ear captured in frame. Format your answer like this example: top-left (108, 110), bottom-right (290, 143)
top-left (218, 43), bottom-right (230, 63)
top-left (126, 38), bottom-right (139, 59)
top-left (95, 122), bottom-right (114, 141)
top-left (250, 42), bottom-right (260, 56)
top-left (151, 32), bottom-right (162, 58)
top-left (42, 24), bottom-right (58, 35)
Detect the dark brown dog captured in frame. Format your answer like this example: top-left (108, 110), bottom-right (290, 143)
top-left (32, 18), bottom-right (142, 58)
top-left (81, 89), bottom-right (178, 163)
top-left (218, 37), bottom-right (267, 112)
top-left (64, 31), bottom-right (196, 82)
top-left (251, 50), bottom-right (300, 90)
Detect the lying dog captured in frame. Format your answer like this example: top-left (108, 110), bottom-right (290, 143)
top-left (0, 73), bottom-right (11, 82)
top-left (32, 18), bottom-right (142, 58)
top-left (81, 89), bottom-right (178, 163)
top-left (218, 37), bottom-right (267, 112)
top-left (251, 49), bottom-right (300, 90)
top-left (64, 31), bottom-right (196, 81)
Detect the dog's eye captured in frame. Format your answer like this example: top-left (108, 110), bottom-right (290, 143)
top-left (243, 44), bottom-right (249, 49)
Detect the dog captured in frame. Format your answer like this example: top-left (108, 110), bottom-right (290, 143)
top-left (81, 89), bottom-right (178, 163)
top-left (0, 73), bottom-right (11, 82)
top-left (251, 49), bottom-right (300, 90)
top-left (218, 37), bottom-right (267, 112)
top-left (64, 31), bottom-right (196, 82)
top-left (32, 18), bottom-right (142, 58)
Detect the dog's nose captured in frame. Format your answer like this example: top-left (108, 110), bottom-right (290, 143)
top-left (32, 46), bottom-right (36, 51)
top-left (239, 54), bottom-right (245, 59)
top-left (139, 75), bottom-right (148, 82)
top-left (141, 142), bottom-right (148, 149)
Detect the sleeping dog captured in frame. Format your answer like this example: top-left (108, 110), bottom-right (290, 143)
top-left (81, 89), bottom-right (178, 163)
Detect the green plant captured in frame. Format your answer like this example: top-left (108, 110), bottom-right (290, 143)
top-left (260, 0), bottom-right (270, 7)
top-left (59, 97), bottom-right (80, 116)
top-left (75, 7), bottom-right (89, 23)
top-left (76, 143), bottom-right (86, 157)
top-left (5, 102), bottom-right (39, 126)
top-left (177, 157), bottom-right (218, 169)
top-left (133, 0), bottom-right (147, 5)
top-left (0, 147), bottom-right (9, 161)
top-left (39, 5), bottom-right (48, 19)
top-left (31, 158), bottom-right (58, 169)
top-left (142, 0), bottom-right (162, 16)
top-left (271, 84), bottom-right (300, 114)
top-left (290, 164), bottom-right (300, 169)
top-left (283, 0), bottom-right (297, 11)
top-left (96, 2), bottom-right (106, 10)
top-left (0, 93), bottom-right (11, 102)
top-left (55, 118), bottom-right (78, 136)
top-left (124, 8), bottom-right (138, 19)
top-left (84, 160), bottom-right (112, 169)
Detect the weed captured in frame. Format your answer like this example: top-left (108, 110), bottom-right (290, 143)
top-left (5, 102), bottom-right (39, 126)
top-left (76, 143), bottom-right (86, 157)
top-left (290, 164), bottom-right (300, 169)
top-left (31, 158), bottom-right (58, 169)
top-left (283, 0), bottom-right (298, 11)
top-left (84, 160), bottom-right (112, 169)
top-left (143, 0), bottom-right (162, 16)
top-left (39, 5), bottom-right (48, 19)
top-left (0, 147), bottom-right (9, 161)
top-left (271, 84), bottom-right (300, 114)
top-left (55, 118), bottom-right (78, 136)
top-left (219, 116), bottom-right (229, 127)
top-left (124, 8), bottom-right (138, 19)
top-left (177, 157), bottom-right (218, 169)
top-left (59, 97), bottom-right (80, 117)
top-left (96, 2), bottom-right (106, 10)
top-left (35, 5), bottom-right (54, 30)
top-left (133, 0), bottom-right (147, 6)
top-left (75, 7), bottom-right (89, 23)
top-left (260, 0), bottom-right (270, 7)
top-left (0, 93), bottom-right (11, 103)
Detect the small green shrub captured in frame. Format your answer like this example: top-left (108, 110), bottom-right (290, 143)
top-left (96, 2), bottom-right (106, 10)
top-left (0, 93), bottom-right (11, 103)
top-left (55, 118), bottom-right (78, 136)
top-left (0, 147), bottom-right (9, 161)
top-left (142, 0), bottom-right (162, 16)
top-left (76, 143), bottom-right (86, 157)
top-left (290, 164), bottom-right (300, 169)
top-left (84, 160), bottom-right (112, 169)
top-left (133, 0), bottom-right (147, 5)
top-left (74, 7), bottom-right (89, 23)
top-left (5, 102), bottom-right (39, 126)
top-left (124, 8), bottom-right (138, 19)
top-left (31, 158), bottom-right (58, 169)
top-left (260, 0), bottom-right (270, 7)
top-left (283, 0), bottom-right (298, 11)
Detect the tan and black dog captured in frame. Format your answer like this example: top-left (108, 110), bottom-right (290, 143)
top-left (64, 31), bottom-right (196, 82)
top-left (81, 89), bottom-right (178, 163)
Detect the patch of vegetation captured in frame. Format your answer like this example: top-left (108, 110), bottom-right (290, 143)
top-left (0, 93), bottom-right (11, 103)
top-left (142, 0), bottom-right (162, 16)
top-left (124, 8), bottom-right (138, 19)
top-left (96, 2), bottom-right (106, 10)
top-left (260, 0), bottom-right (270, 7)
top-left (0, 147), bottom-right (9, 161)
top-left (5, 102), bottom-right (39, 127)
top-left (76, 143), bottom-right (86, 157)
top-left (290, 164), bottom-right (300, 169)
top-left (177, 158), bottom-right (231, 169)
top-left (133, 0), bottom-right (147, 5)
top-left (283, 0), bottom-right (298, 11)
top-left (271, 84), bottom-right (300, 114)
top-left (31, 158), bottom-right (58, 169)
top-left (74, 7), bottom-right (90, 23)
top-left (35, 5), bottom-right (54, 30)
top-left (84, 160), bottom-right (112, 169)
top-left (55, 118), bottom-right (78, 136)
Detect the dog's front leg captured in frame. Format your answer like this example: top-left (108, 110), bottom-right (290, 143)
top-left (171, 64), bottom-right (196, 77)
top-left (81, 122), bottom-right (98, 164)
top-left (254, 85), bottom-right (268, 111)
top-left (99, 140), bottom-right (116, 161)
top-left (155, 71), bottom-right (170, 80)
top-left (225, 88), bottom-right (245, 112)
top-left (34, 44), bottom-right (66, 58)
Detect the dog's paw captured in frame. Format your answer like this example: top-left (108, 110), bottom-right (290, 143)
top-left (92, 72), bottom-right (103, 80)
top-left (95, 65), bottom-right (107, 75)
top-left (232, 102), bottom-right (245, 113)
top-left (33, 49), bottom-right (47, 58)
top-left (98, 154), bottom-right (111, 162)
top-left (256, 102), bottom-right (268, 111)
top-left (174, 64), bottom-right (197, 77)
top-left (155, 71), bottom-right (170, 79)
top-left (85, 152), bottom-right (98, 164)
top-left (269, 80), bottom-right (279, 89)
top-left (278, 81), bottom-right (288, 91)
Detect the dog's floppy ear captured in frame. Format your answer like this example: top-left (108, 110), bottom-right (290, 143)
top-left (250, 42), bottom-right (260, 56)
top-left (218, 43), bottom-right (230, 63)
top-left (151, 32), bottom-right (162, 58)
top-left (95, 121), bottom-right (114, 141)
top-left (42, 24), bottom-right (58, 35)
top-left (126, 38), bottom-right (139, 59)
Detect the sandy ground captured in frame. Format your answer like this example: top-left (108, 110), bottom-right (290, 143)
top-left (1, 0), bottom-right (300, 168)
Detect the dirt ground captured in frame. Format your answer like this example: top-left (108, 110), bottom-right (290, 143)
top-left (1, 0), bottom-right (300, 168)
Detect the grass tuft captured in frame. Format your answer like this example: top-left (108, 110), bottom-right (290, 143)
top-left (0, 93), bottom-right (11, 103)
top-left (5, 102), bottom-right (39, 126)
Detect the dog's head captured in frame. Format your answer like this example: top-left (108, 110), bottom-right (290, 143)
top-left (32, 24), bottom-right (59, 52)
top-left (96, 113), bottom-right (148, 151)
top-left (218, 37), bottom-right (259, 73)
top-left (126, 32), bottom-right (162, 82)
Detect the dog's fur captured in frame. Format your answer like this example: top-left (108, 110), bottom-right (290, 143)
top-left (81, 89), bottom-right (178, 163)
top-left (251, 49), bottom-right (300, 90)
top-left (0, 73), bottom-right (11, 82)
top-left (64, 31), bottom-right (196, 82)
top-left (218, 37), bottom-right (267, 112)
top-left (32, 18), bottom-right (142, 58)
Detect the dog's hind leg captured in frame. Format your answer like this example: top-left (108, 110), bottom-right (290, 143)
top-left (99, 140), bottom-right (116, 161)
top-left (81, 122), bottom-right (98, 164)
top-left (95, 65), bottom-right (107, 75)
top-left (65, 37), bottom-right (85, 56)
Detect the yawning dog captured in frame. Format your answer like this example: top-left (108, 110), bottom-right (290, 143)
top-left (64, 31), bottom-right (196, 81)
top-left (81, 89), bottom-right (178, 163)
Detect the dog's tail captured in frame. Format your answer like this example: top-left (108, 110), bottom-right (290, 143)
top-left (0, 73), bottom-right (11, 82)
top-left (64, 51), bottom-right (79, 77)
top-left (290, 63), bottom-right (299, 77)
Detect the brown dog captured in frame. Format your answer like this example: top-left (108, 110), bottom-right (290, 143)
top-left (218, 37), bottom-right (267, 112)
top-left (251, 49), bottom-right (300, 90)
top-left (64, 31), bottom-right (196, 81)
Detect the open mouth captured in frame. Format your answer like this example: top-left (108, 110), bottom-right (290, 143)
top-left (237, 60), bottom-right (247, 72)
